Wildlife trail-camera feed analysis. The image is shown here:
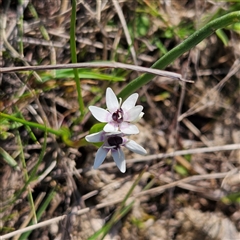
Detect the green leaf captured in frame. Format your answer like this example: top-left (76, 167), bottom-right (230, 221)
top-left (216, 29), bottom-right (229, 46)
top-left (231, 22), bottom-right (240, 33)
top-left (174, 165), bottom-right (189, 176)
top-left (0, 147), bottom-right (19, 169)
top-left (0, 131), bottom-right (14, 140)
top-left (155, 39), bottom-right (168, 55)
top-left (186, 154), bottom-right (192, 162)
top-left (221, 192), bottom-right (240, 204)
top-left (89, 123), bottom-right (106, 134)
top-left (137, 15), bottom-right (150, 36)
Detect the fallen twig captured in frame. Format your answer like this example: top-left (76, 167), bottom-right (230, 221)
top-left (0, 62), bottom-right (193, 83)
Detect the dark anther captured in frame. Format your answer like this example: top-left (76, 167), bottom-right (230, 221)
top-left (112, 108), bottom-right (123, 123)
top-left (108, 136), bottom-right (123, 149)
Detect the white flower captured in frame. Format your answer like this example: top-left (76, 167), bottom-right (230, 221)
top-left (89, 88), bottom-right (144, 134)
top-left (85, 131), bottom-right (147, 173)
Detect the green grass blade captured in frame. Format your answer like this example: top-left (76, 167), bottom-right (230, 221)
top-left (0, 113), bottom-right (85, 148)
top-left (0, 147), bottom-right (18, 169)
top-left (16, 130), bottom-right (37, 224)
top-left (19, 188), bottom-right (56, 240)
top-left (100, 201), bottom-right (135, 240)
top-left (28, 126), bottom-right (48, 181)
top-left (119, 11), bottom-right (240, 99)
top-left (88, 168), bottom-right (147, 239)
top-left (216, 29), bottom-right (229, 46)
top-left (1, 129), bottom-right (48, 210)
top-left (0, 112), bottom-right (64, 136)
top-left (41, 68), bottom-right (125, 82)
top-left (70, 0), bottom-right (85, 119)
top-left (15, 107), bottom-right (39, 143)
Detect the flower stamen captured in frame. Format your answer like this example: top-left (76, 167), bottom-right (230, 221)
top-left (112, 108), bottom-right (123, 123)
top-left (107, 136), bottom-right (123, 150)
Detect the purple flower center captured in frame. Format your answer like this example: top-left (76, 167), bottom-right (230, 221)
top-left (112, 108), bottom-right (123, 123)
top-left (107, 136), bottom-right (123, 150)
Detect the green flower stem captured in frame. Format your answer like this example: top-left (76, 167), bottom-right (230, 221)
top-left (0, 112), bottom-right (87, 147)
top-left (119, 11), bottom-right (240, 99)
top-left (0, 112), bottom-right (62, 136)
top-left (70, 0), bottom-right (85, 119)
top-left (15, 107), bottom-right (39, 143)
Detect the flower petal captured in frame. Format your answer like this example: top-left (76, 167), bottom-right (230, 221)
top-left (93, 146), bottom-right (108, 169)
top-left (104, 122), bottom-right (119, 132)
top-left (120, 122), bottom-right (139, 134)
top-left (85, 131), bottom-right (104, 143)
top-left (124, 105), bottom-right (143, 122)
top-left (111, 149), bottom-right (126, 173)
top-left (125, 140), bottom-right (147, 155)
top-left (106, 87), bottom-right (119, 112)
top-left (89, 106), bottom-right (110, 122)
top-left (132, 112), bottom-right (144, 123)
top-left (121, 93), bottom-right (138, 111)
top-left (105, 131), bottom-right (122, 136)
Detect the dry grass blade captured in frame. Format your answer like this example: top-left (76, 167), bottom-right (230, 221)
top-left (0, 62), bottom-right (193, 82)
top-left (112, 0), bottom-right (138, 65)
top-left (135, 172), bottom-right (231, 197)
top-left (96, 143), bottom-right (240, 169)
top-left (1, 2), bottom-right (42, 82)
top-left (12, 192), bottom-right (46, 240)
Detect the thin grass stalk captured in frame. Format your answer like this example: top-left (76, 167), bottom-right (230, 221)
top-left (28, 127), bottom-right (48, 182)
top-left (17, 0), bottom-right (24, 57)
top-left (70, 0), bottom-right (85, 119)
top-left (16, 130), bottom-right (37, 224)
top-left (1, 130), bottom-right (48, 211)
top-left (19, 188), bottom-right (56, 240)
top-left (1, 1), bottom-right (42, 82)
top-left (88, 168), bottom-right (147, 239)
top-left (12, 193), bottom-right (46, 240)
top-left (28, 3), bottom-right (56, 68)
top-left (15, 108), bottom-right (39, 143)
